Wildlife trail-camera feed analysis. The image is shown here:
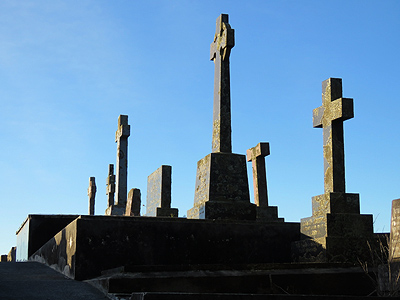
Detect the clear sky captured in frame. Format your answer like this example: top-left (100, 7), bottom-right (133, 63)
top-left (0, 1), bottom-right (399, 255)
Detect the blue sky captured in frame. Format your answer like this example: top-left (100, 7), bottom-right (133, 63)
top-left (0, 1), bottom-right (399, 255)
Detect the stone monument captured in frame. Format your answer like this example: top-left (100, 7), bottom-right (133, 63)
top-left (247, 142), bottom-right (283, 221)
top-left (187, 14), bottom-right (256, 220)
top-left (106, 164), bottom-right (115, 207)
top-left (87, 177), bottom-right (96, 215)
top-left (145, 165), bottom-right (178, 217)
top-left (390, 199), bottom-right (400, 261)
top-left (105, 115), bottom-right (130, 216)
top-left (126, 188), bottom-right (141, 216)
top-left (295, 78), bottom-right (373, 262)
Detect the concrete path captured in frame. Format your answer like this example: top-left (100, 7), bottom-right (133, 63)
top-left (0, 261), bottom-right (109, 299)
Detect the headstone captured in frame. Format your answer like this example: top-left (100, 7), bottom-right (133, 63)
top-left (126, 188), bottom-right (141, 216)
top-left (105, 115), bottom-right (130, 216)
top-left (115, 115), bottom-right (130, 206)
top-left (106, 164), bottom-right (116, 207)
top-left (187, 14), bottom-right (256, 220)
top-left (7, 247), bottom-right (16, 262)
top-left (88, 177), bottom-right (96, 215)
top-left (390, 199), bottom-right (400, 260)
top-left (145, 165), bottom-right (178, 217)
top-left (247, 142), bottom-right (283, 221)
top-left (0, 255), bottom-right (7, 262)
top-left (295, 78), bottom-right (373, 262)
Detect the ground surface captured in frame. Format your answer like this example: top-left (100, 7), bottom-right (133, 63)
top-left (0, 261), bottom-right (109, 299)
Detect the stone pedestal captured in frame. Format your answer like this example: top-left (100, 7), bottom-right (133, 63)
top-left (293, 192), bottom-right (373, 262)
top-left (105, 205), bottom-right (126, 216)
top-left (188, 152), bottom-right (256, 220)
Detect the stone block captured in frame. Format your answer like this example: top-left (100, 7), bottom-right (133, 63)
top-left (30, 215), bottom-right (299, 280)
top-left (189, 152), bottom-right (255, 220)
top-left (16, 214), bottom-right (79, 261)
top-left (312, 193), bottom-right (360, 217)
top-left (7, 247), bottom-right (16, 262)
top-left (105, 205), bottom-right (126, 216)
top-left (0, 255), bottom-right (7, 262)
top-left (256, 206), bottom-right (284, 222)
top-left (156, 207), bottom-right (178, 218)
top-left (126, 188), bottom-right (141, 216)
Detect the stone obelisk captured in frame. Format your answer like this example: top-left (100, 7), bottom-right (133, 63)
top-left (187, 14), bottom-right (255, 220)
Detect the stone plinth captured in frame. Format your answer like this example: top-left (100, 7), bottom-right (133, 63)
top-left (390, 199), bottom-right (400, 260)
top-left (30, 215), bottom-right (299, 280)
top-left (188, 152), bottom-right (256, 220)
top-left (295, 192), bottom-right (373, 262)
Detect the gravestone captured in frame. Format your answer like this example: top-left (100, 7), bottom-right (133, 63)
top-left (247, 142), bottom-right (283, 222)
top-left (126, 188), bottom-right (141, 216)
top-left (0, 255), bottom-right (7, 262)
top-left (105, 116), bottom-right (130, 216)
top-left (106, 164), bottom-right (115, 207)
top-left (390, 199), bottom-right (400, 260)
top-left (7, 247), bottom-right (16, 262)
top-left (294, 78), bottom-right (373, 262)
top-left (88, 177), bottom-right (96, 215)
top-left (145, 165), bottom-right (178, 217)
top-left (187, 14), bottom-right (256, 220)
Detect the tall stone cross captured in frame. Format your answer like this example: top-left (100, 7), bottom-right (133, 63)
top-left (246, 143), bottom-right (270, 207)
top-left (313, 78), bottom-right (353, 194)
top-left (115, 115), bottom-right (130, 206)
top-left (106, 164), bottom-right (116, 207)
top-left (210, 14), bottom-right (235, 153)
top-left (88, 177), bottom-right (96, 215)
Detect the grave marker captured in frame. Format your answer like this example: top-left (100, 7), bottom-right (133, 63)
top-left (88, 177), bottom-right (96, 215)
top-left (294, 78), bottom-right (373, 262)
top-left (115, 115), bottom-right (130, 206)
top-left (188, 14), bottom-right (255, 220)
top-left (247, 142), bottom-right (283, 221)
top-left (126, 188), bottom-right (141, 216)
top-left (390, 199), bottom-right (400, 260)
top-left (145, 165), bottom-right (178, 217)
top-left (106, 164), bottom-right (116, 207)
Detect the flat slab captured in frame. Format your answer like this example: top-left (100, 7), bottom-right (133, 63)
top-left (0, 262), bottom-right (108, 300)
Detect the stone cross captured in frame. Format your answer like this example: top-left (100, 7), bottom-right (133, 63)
top-left (247, 143), bottom-right (270, 207)
top-left (210, 14), bottom-right (234, 153)
top-left (126, 188), bottom-right (141, 216)
top-left (115, 115), bottom-right (130, 206)
top-left (87, 177), bottom-right (96, 215)
top-left (106, 164), bottom-right (116, 207)
top-left (313, 78), bottom-right (353, 194)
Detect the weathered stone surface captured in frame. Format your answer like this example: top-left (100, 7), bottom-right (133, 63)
top-left (246, 143), bottom-right (283, 222)
top-left (16, 215), bottom-right (79, 261)
top-left (145, 165), bottom-right (178, 217)
top-left (30, 216), bottom-right (299, 280)
top-left (189, 153), bottom-right (255, 220)
top-left (246, 142), bottom-right (270, 207)
top-left (210, 14), bottom-right (234, 153)
top-left (390, 199), bottom-right (400, 260)
top-left (126, 188), bottom-right (141, 216)
top-left (0, 255), bottom-right (7, 262)
top-left (87, 177), bottom-right (96, 215)
top-left (106, 164), bottom-right (115, 207)
top-left (312, 78), bottom-right (353, 194)
top-left (115, 115), bottom-right (130, 207)
top-left (295, 78), bottom-right (373, 262)
top-left (7, 247), bottom-right (16, 262)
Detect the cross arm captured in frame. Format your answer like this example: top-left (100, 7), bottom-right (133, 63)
top-left (247, 142), bottom-right (270, 162)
